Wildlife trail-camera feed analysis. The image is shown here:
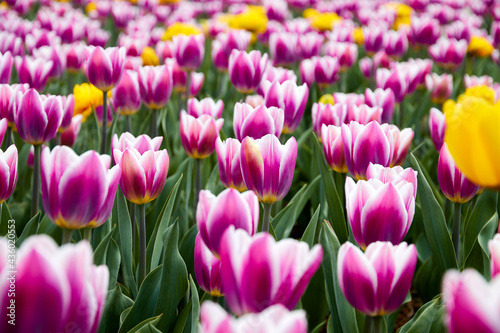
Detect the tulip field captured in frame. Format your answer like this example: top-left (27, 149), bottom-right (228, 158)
top-left (3, 0), bottom-right (500, 332)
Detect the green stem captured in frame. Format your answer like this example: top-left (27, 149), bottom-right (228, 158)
top-left (364, 315), bottom-right (374, 333)
top-left (194, 159), bottom-right (201, 211)
top-left (31, 144), bottom-right (41, 217)
top-left (398, 102), bottom-right (404, 129)
top-left (453, 202), bottom-right (462, 261)
top-left (373, 316), bottom-right (383, 333)
top-left (100, 91), bottom-right (108, 155)
top-left (126, 115), bottom-right (132, 133)
top-left (83, 228), bottom-right (92, 242)
top-left (138, 204), bottom-right (147, 286)
top-left (151, 109), bottom-right (158, 137)
top-left (55, 132), bottom-right (61, 146)
top-left (67, 73), bottom-right (74, 95)
top-left (130, 202), bottom-right (136, 257)
top-left (262, 203), bottom-right (273, 233)
top-left (62, 229), bottom-right (73, 244)
top-left (185, 71), bottom-right (191, 111)
top-left (211, 295), bottom-right (219, 303)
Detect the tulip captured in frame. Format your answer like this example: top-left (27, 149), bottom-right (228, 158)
top-left (211, 30), bottom-right (252, 71)
top-left (229, 50), bottom-right (269, 94)
top-left (314, 56), bottom-right (340, 87)
top-left (220, 227), bottom-right (323, 315)
top-left (409, 16), bottom-right (440, 45)
top-left (0, 235), bottom-right (109, 333)
top-left (233, 103), bottom-right (284, 141)
top-left (216, 138), bottom-right (246, 191)
top-left (194, 234), bottom-right (223, 296)
top-left (111, 132), bottom-right (163, 155)
top-left (365, 88), bottom-right (396, 123)
top-left (63, 42), bottom-right (89, 73)
top-left (197, 188), bottom-right (259, 255)
top-left (0, 144), bottom-right (17, 204)
top-left (376, 68), bottom-right (407, 103)
top-left (445, 21), bottom-right (471, 43)
top-left (172, 34), bottom-right (205, 71)
top-left (245, 94), bottom-right (265, 108)
top-left (321, 124), bottom-right (347, 173)
top-left (56, 95), bottom-right (75, 135)
top-left (489, 234), bottom-right (500, 278)
top-left (426, 73), bottom-right (453, 104)
top-left (14, 56), bottom-right (53, 91)
top-left (383, 30), bottom-right (409, 58)
top-left (297, 32), bottom-right (323, 59)
top-left (464, 75), bottom-right (493, 89)
top-left (199, 302), bottom-right (308, 333)
top-left (269, 32), bottom-right (299, 66)
top-left (86, 46), bottom-right (126, 92)
top-left (260, 66), bottom-right (297, 95)
top-left (429, 38), bottom-right (467, 69)
top-left (366, 163), bottom-right (418, 196)
top-left (188, 72), bottom-right (204, 97)
top-left (112, 70), bottom-right (141, 118)
top-left (346, 104), bottom-right (382, 125)
top-left (359, 57), bottom-right (374, 78)
top-left (299, 58), bottom-right (315, 86)
top-left (180, 111), bottom-right (224, 159)
top-left (323, 42), bottom-right (358, 71)
top-left (312, 103), bottom-right (346, 136)
top-left (342, 121), bottom-right (394, 180)
top-left (338, 241), bottom-right (417, 316)
top-left (429, 107), bottom-right (446, 151)
top-left (33, 45), bottom-right (66, 79)
top-left (442, 269), bottom-right (500, 333)
top-left (188, 98), bottom-right (223, 119)
top-left (388, 125), bottom-right (414, 167)
top-left (363, 26), bottom-right (386, 54)
top-left (60, 115), bottom-right (83, 147)
top-left (0, 52), bottom-right (12, 84)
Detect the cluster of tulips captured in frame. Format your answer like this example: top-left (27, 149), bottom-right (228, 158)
top-left (3, 0), bottom-right (500, 332)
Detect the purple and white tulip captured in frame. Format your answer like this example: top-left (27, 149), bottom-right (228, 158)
top-left (86, 46), bottom-right (126, 92)
top-left (233, 103), bottom-right (284, 142)
top-left (179, 111), bottom-right (224, 159)
top-left (216, 138), bottom-right (247, 192)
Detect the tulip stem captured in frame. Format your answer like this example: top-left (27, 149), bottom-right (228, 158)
top-left (364, 316), bottom-right (373, 333)
top-left (194, 159), bottom-right (201, 211)
top-left (373, 316), bottom-right (383, 333)
top-left (5, 127), bottom-right (11, 148)
top-left (126, 115), bottom-right (132, 133)
top-left (138, 204), bottom-right (147, 286)
top-left (55, 133), bottom-right (61, 146)
top-left (83, 228), bottom-right (92, 242)
top-left (130, 202), bottom-right (136, 257)
top-left (453, 202), bottom-right (462, 261)
top-left (262, 203), bottom-right (273, 233)
top-left (62, 229), bottom-right (73, 245)
top-left (100, 91), bottom-right (108, 155)
top-left (151, 109), bottom-right (158, 137)
top-left (31, 144), bottom-right (41, 218)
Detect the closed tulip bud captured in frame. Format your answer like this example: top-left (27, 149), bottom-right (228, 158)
top-left (298, 32), bottom-right (324, 59)
top-left (464, 75), bottom-right (493, 89)
top-left (180, 111), bottom-right (224, 159)
top-left (426, 73), bottom-right (453, 104)
top-left (429, 38), bottom-right (467, 69)
top-left (488, 234), bottom-right (500, 278)
top-left (0, 52), bottom-right (12, 84)
top-left (388, 125), bottom-right (414, 166)
top-left (211, 40), bottom-right (227, 71)
top-left (172, 34), bottom-right (205, 71)
top-left (212, 30), bottom-right (252, 71)
top-left (323, 42), bottom-right (358, 71)
top-left (442, 269), bottom-right (500, 333)
top-left (60, 115), bottom-right (83, 147)
top-left (314, 56), bottom-right (340, 87)
top-left (240, 134), bottom-right (297, 203)
top-left (0, 83), bottom-right (29, 127)
top-left (365, 88), bottom-right (396, 123)
top-left (194, 234), bottom-right (223, 296)
top-left (197, 188), bottom-right (259, 255)
top-left (188, 97), bottom-right (223, 119)
top-left (410, 16), bottom-right (441, 45)
top-left (113, 146), bottom-right (169, 205)
top-left (262, 80), bottom-right (308, 134)
top-left (233, 103), bottom-right (284, 141)
top-left (429, 107), bottom-right (446, 151)
top-left (363, 26), bottom-right (386, 54)
top-left (229, 50), bottom-right (269, 94)
top-left (312, 103), bottom-right (346, 136)
top-left (438, 143), bottom-right (479, 203)
top-left (112, 70), bottom-right (141, 116)
top-left (0, 235), bottom-right (109, 333)
top-left (342, 121), bottom-right (394, 180)
top-left (86, 46), bottom-right (126, 92)
top-left (446, 21), bottom-right (471, 43)
top-left (94, 102), bottom-right (113, 128)
top-left (384, 30), bottom-right (409, 58)
top-left (137, 65), bottom-right (173, 109)
top-left (338, 241), bottom-right (417, 316)
top-left (220, 227), bottom-right (323, 315)
top-left (346, 104), bottom-right (382, 125)
top-left (299, 58), bottom-right (316, 86)
top-left (359, 57), bottom-right (374, 78)
top-left (41, 146), bottom-right (121, 229)
top-left (111, 132), bottom-right (162, 156)
top-left (366, 163), bottom-right (418, 196)
top-left (0, 144), bottom-right (17, 203)
top-left (216, 138), bottom-right (246, 191)
top-left (64, 42), bottom-right (89, 73)
top-left (57, 95), bottom-right (75, 132)
top-left (269, 32), bottom-right (299, 66)
top-left (200, 302), bottom-right (308, 333)
top-left (321, 124), bottom-right (347, 173)
top-left (189, 72), bottom-right (204, 97)
top-left (15, 56), bottom-right (53, 91)
top-left (15, 89), bottom-right (63, 145)
top-left (260, 66), bottom-right (297, 96)
top-left (376, 68), bottom-right (407, 103)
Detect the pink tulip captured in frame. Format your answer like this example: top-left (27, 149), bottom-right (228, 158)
top-left (0, 83), bottom-right (29, 127)
top-left (321, 124), bottom-right (347, 173)
top-left (110, 70), bottom-right (140, 116)
top-left (346, 104), bottom-right (382, 125)
top-left (259, 66), bottom-right (297, 97)
top-left (364, 26), bottom-right (386, 54)
top-left (338, 241), bottom-right (417, 315)
top-left (0, 144), bottom-right (17, 203)
top-left (33, 45), bottom-right (66, 79)
top-left (442, 269), bottom-right (500, 333)
top-left (180, 111), bottom-right (224, 159)
top-left (0, 52), bottom-right (12, 84)
top-left (429, 107), bottom-right (446, 151)
top-left (269, 32), bottom-right (299, 66)
top-left (86, 46), bottom-right (126, 92)
top-left (445, 21), bottom-right (471, 43)
top-left (376, 68), bottom-right (407, 103)
top-left (464, 75), bottom-right (492, 89)
top-left (212, 30), bottom-right (252, 71)
top-left (220, 227), bottom-right (323, 315)
top-left (410, 16), bottom-right (441, 45)
top-left (488, 234), bottom-right (500, 278)
top-left (297, 32), bottom-right (324, 59)
top-left (194, 234), bottom-right (223, 296)
top-left (314, 56), bottom-right (340, 87)
top-left (216, 138), bottom-right (246, 191)
top-left (188, 72), bottom-right (204, 97)
top-left (426, 73), bottom-right (453, 104)
top-left (229, 50), bottom-right (269, 94)
top-left (388, 125), bottom-right (414, 166)
top-left (200, 302), bottom-right (307, 333)
top-left (111, 132), bottom-right (163, 155)
top-left (429, 38), bottom-right (467, 69)
top-left (233, 103), bottom-right (284, 141)
top-left (60, 115), bottom-right (83, 147)
top-left (172, 34), bottom-right (205, 71)
top-left (0, 235), bottom-right (109, 333)
top-left (41, 146), bottom-right (121, 229)
top-left (299, 57), bottom-right (315, 86)
top-left (56, 95), bottom-right (75, 132)
top-left (188, 97), bottom-right (223, 119)
top-left (383, 30), bottom-right (409, 58)
top-left (240, 134), bottom-right (297, 203)
top-left (438, 143), bottom-right (479, 203)
top-left (323, 42), bottom-right (358, 71)
top-left (137, 65), bottom-right (173, 109)
top-left (312, 103), bottom-right (346, 136)
top-left (366, 163), bottom-right (418, 196)
top-left (15, 56), bottom-right (52, 91)
top-left (364, 88), bottom-right (396, 123)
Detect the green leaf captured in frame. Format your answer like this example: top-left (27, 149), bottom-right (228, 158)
top-left (37, 214), bottom-right (62, 242)
top-left (98, 286), bottom-right (134, 333)
top-left (313, 134), bottom-right (348, 243)
top-left (16, 212), bottom-right (40, 246)
top-left (154, 223), bottom-right (189, 332)
top-left (128, 314), bottom-right (163, 333)
top-left (94, 225), bottom-right (121, 290)
top-left (147, 174), bottom-right (183, 271)
top-left (466, 212), bottom-right (500, 277)
top-left (0, 202), bottom-right (12, 237)
top-left (189, 275), bottom-right (200, 333)
top-left (301, 204), bottom-right (321, 247)
top-left (410, 154), bottom-right (457, 272)
top-left (319, 222), bottom-right (359, 333)
top-left (172, 299), bottom-right (192, 333)
top-left (398, 298), bottom-right (446, 333)
top-left (179, 225), bottom-right (198, 279)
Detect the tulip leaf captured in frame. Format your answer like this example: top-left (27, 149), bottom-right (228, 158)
top-left (313, 134), bottom-right (348, 243)
top-left (94, 225), bottom-right (121, 290)
top-left (301, 204), bottom-right (321, 247)
top-left (127, 314), bottom-right (163, 333)
top-left (119, 266), bottom-right (163, 333)
top-left (37, 214), bottom-right (62, 242)
top-left (147, 173), bottom-right (183, 271)
top-left (179, 224), bottom-right (198, 279)
top-left (319, 222), bottom-right (359, 333)
top-left (172, 299), bottom-right (192, 333)
top-left (464, 212), bottom-right (499, 276)
top-left (189, 275), bottom-right (200, 333)
top-left (16, 212), bottom-right (40, 247)
top-left (398, 297), bottom-right (446, 333)
top-left (0, 202), bottom-right (13, 237)
top-left (154, 223), bottom-right (189, 332)
top-left (98, 286), bottom-right (134, 333)
top-left (113, 189), bottom-right (138, 298)
top-left (410, 153), bottom-right (457, 271)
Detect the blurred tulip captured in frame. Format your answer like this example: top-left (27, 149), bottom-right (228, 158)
top-left (376, 68), bottom-right (407, 103)
top-left (14, 56), bottom-right (52, 91)
top-left (0, 52), bottom-right (12, 84)
top-left (429, 38), bottom-right (467, 69)
top-left (189, 72), bottom-right (204, 97)
top-left (86, 46), bottom-right (126, 92)
top-left (363, 26), bottom-right (386, 54)
top-left (366, 163), bottom-right (418, 196)
top-left (314, 56), bottom-right (340, 87)
top-left (321, 124), bottom-right (347, 173)
top-left (297, 32), bottom-right (324, 59)
top-left (194, 234), bottom-right (223, 296)
top-left (365, 88), bottom-right (396, 123)
top-left (112, 70), bottom-right (141, 116)
top-left (429, 107), bottom-right (446, 151)
top-left (346, 104), bottom-right (382, 125)
top-left (0, 235), bottom-right (109, 333)
top-left (229, 50), bottom-right (269, 94)
top-left (383, 30), bottom-right (408, 58)
top-left (233, 103), bottom-right (284, 141)
top-left (137, 65), bottom-right (173, 109)
top-left (0, 144), bottom-right (17, 204)
top-left (388, 125), bottom-right (414, 166)
top-left (64, 42), bottom-right (89, 73)
top-left (410, 16), bottom-right (440, 45)
top-left (211, 30), bottom-right (252, 71)
top-left (180, 111), bottom-right (224, 159)
top-left (489, 234), bottom-right (500, 278)
top-left (338, 241), bottom-right (417, 315)
top-left (426, 73), bottom-right (453, 104)
top-left (41, 146), bottom-right (121, 229)
top-left (220, 227), bottom-right (323, 315)
top-left (240, 134), bottom-right (297, 203)
top-left (172, 34), bottom-right (205, 71)
top-left (245, 94), bottom-right (265, 108)
top-left (269, 32), bottom-right (299, 66)
top-left (464, 75), bottom-right (493, 89)
top-left (323, 42), bottom-right (358, 71)
top-left (199, 302), bottom-right (307, 333)
top-left (445, 21), bottom-right (471, 43)
top-left (33, 45), bottom-right (66, 79)
top-left (60, 115), bottom-right (83, 147)
top-left (312, 103), bottom-right (346, 136)
top-left (57, 95), bottom-right (75, 133)
top-left (188, 98), bottom-right (223, 119)
top-left (299, 57), bottom-right (315, 86)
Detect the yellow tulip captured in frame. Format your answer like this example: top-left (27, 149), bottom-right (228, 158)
top-left (319, 94), bottom-right (335, 105)
top-left (353, 27), bottom-right (364, 45)
top-left (228, 7), bottom-right (268, 35)
top-left (162, 22), bottom-right (202, 41)
top-left (461, 85), bottom-right (496, 105)
top-left (467, 36), bottom-right (494, 58)
top-left (73, 83), bottom-right (111, 122)
top-left (141, 46), bottom-right (159, 66)
top-left (305, 11), bottom-right (342, 32)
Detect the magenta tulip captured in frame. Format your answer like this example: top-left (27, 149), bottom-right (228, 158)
top-left (112, 69), bottom-right (141, 115)
top-left (383, 30), bottom-right (409, 58)
top-left (410, 16), bottom-right (441, 45)
top-left (137, 65), bottom-right (173, 109)
top-left (366, 163), bottom-right (418, 197)
top-left (314, 56), bottom-right (340, 87)
top-left (489, 234), bottom-right (500, 278)
top-left (346, 104), bottom-right (382, 125)
top-left (312, 103), bottom-right (346, 137)
top-left (429, 38), bottom-right (467, 69)
top-left (300, 57), bottom-right (315, 86)
top-left (269, 32), bottom-right (299, 66)
top-left (338, 241), bottom-right (417, 316)
top-left (240, 134), bottom-right (297, 203)
top-left (426, 73), bottom-right (453, 104)
top-left (188, 97), bottom-right (223, 119)
top-left (111, 132), bottom-right (163, 155)
top-left (56, 95), bottom-right (75, 132)
top-left (321, 124), bottom-right (347, 173)
top-left (180, 111), bottom-right (224, 159)
top-left (0, 83), bottom-right (29, 127)
top-left (364, 88), bottom-right (396, 123)
top-left (60, 115), bottom-right (83, 147)
top-left (228, 50), bottom-right (268, 94)
top-left (220, 227), bottom-right (323, 315)
top-left (64, 42), bottom-right (89, 73)
top-left (86, 46), bottom-right (126, 92)
top-left (212, 30), bottom-right (252, 71)
top-left (216, 138), bottom-right (246, 191)
top-left (376, 68), bottom-right (407, 103)
top-left (233, 103), bottom-right (284, 141)
top-left (429, 107), bottom-right (446, 151)
top-left (0, 145), bottom-right (17, 204)
top-left (0, 52), bottom-right (12, 84)
top-left (41, 146), bottom-right (121, 229)
top-left (323, 42), bottom-right (358, 71)
top-left (14, 56), bottom-right (52, 91)
top-left (364, 26), bottom-right (386, 54)
top-left (297, 32), bottom-right (323, 59)
top-left (194, 234), bottom-right (223, 296)
top-left (388, 125), bottom-right (414, 167)
top-left (172, 34), bottom-right (205, 71)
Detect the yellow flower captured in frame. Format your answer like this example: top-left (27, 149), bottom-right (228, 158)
top-left (467, 36), bottom-right (494, 57)
top-left (353, 27), bottom-right (364, 45)
top-left (228, 7), bottom-right (268, 35)
top-left (319, 94), bottom-right (335, 105)
top-left (162, 22), bottom-right (202, 41)
top-left (304, 10), bottom-right (342, 32)
top-left (85, 2), bottom-right (97, 13)
top-left (383, 3), bottom-right (412, 29)
top-left (141, 46), bottom-right (159, 66)
top-left (461, 85), bottom-right (496, 105)
top-left (444, 92), bottom-right (500, 189)
top-left (73, 83), bottom-right (111, 122)
top-left (158, 0), bottom-right (182, 3)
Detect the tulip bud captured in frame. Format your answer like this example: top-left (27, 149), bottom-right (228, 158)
top-left (312, 103), bottom-right (346, 136)
top-left (363, 26), bottom-right (385, 54)
top-left (15, 56), bottom-right (53, 91)
top-left (383, 30), bottom-right (409, 58)
top-left (410, 16), bottom-right (440, 45)
top-left (188, 97), bottom-right (223, 119)
top-left (269, 32), bottom-right (299, 66)
top-left (216, 138), bottom-right (246, 191)
top-left (111, 132), bottom-right (163, 156)
top-left (233, 103), bottom-right (284, 141)
top-left (376, 68), bottom-right (407, 103)
top-left (60, 115), bottom-right (83, 147)
top-left (299, 58), bottom-right (315, 86)
top-left (346, 104), bottom-right (382, 125)
top-left (172, 34), bottom-right (205, 71)
top-left (365, 88), bottom-right (396, 123)
top-left (388, 125), bottom-right (414, 166)
top-left (297, 32), bottom-right (323, 59)
top-left (137, 65), bottom-right (173, 109)
top-left (112, 70), bottom-right (141, 116)
top-left (194, 234), bottom-right (223, 297)
top-left (366, 163), bottom-right (418, 197)
top-left (180, 111), bottom-right (224, 159)
top-left (321, 124), bottom-right (347, 173)
top-left (314, 56), bottom-right (340, 87)
top-left (229, 50), bottom-right (269, 94)
top-left (429, 37), bottom-right (467, 70)
top-left (323, 42), bottom-right (358, 71)
top-left (426, 73), bottom-right (453, 104)
top-left (428, 107), bottom-right (446, 151)
top-left (488, 234), bottom-right (500, 278)
top-left (0, 144), bottom-right (17, 203)
top-left (86, 46), bottom-right (126, 92)
top-left (0, 52), bottom-right (12, 84)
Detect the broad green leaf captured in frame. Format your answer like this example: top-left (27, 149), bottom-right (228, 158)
top-left (98, 286), bottom-right (134, 333)
top-left (16, 212), bottom-right (40, 246)
top-left (172, 299), bottom-right (192, 333)
top-left (179, 225), bottom-right (198, 279)
top-left (301, 204), bottom-right (321, 247)
top-left (128, 314), bottom-right (163, 333)
top-left (189, 275), bottom-right (200, 333)
top-left (0, 202), bottom-right (12, 237)
top-left (94, 226), bottom-right (121, 290)
top-left (398, 297), bottom-right (446, 333)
